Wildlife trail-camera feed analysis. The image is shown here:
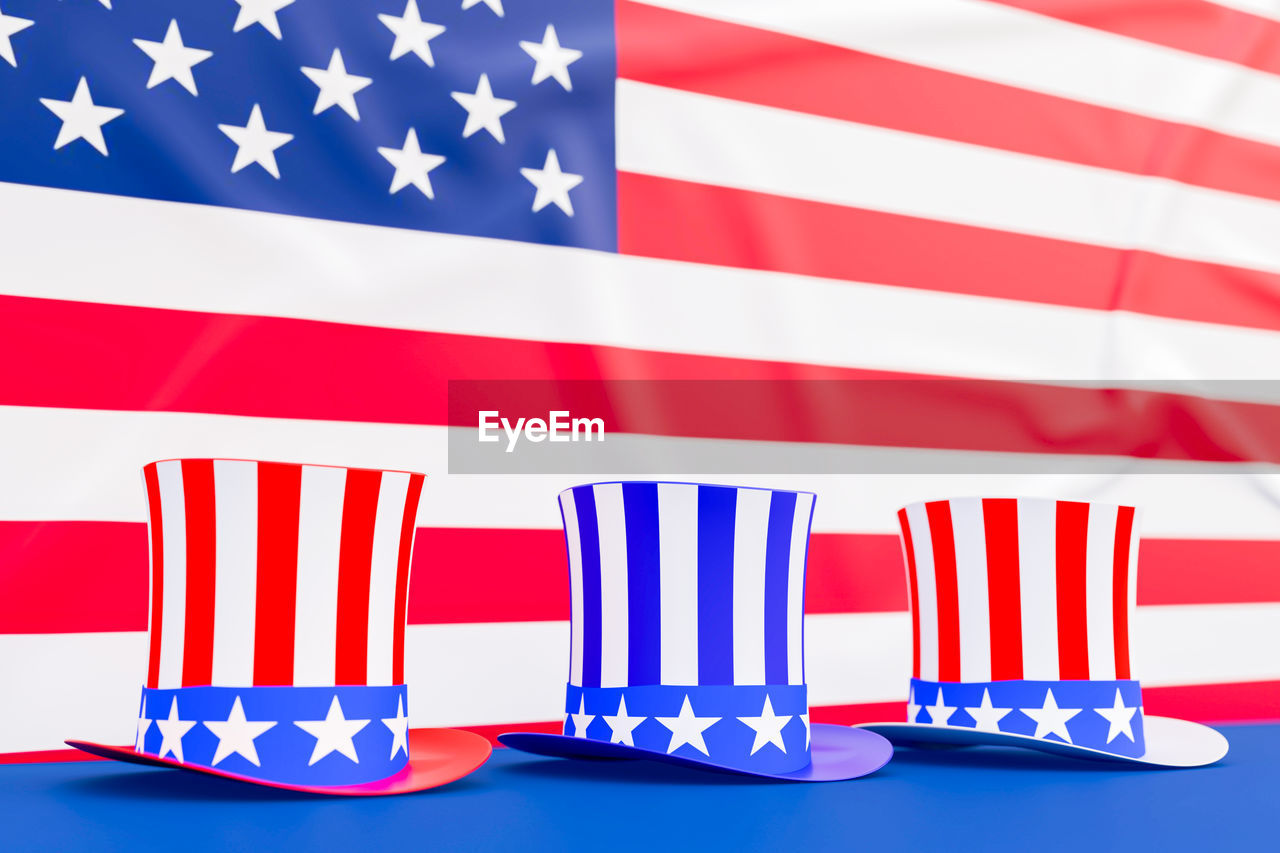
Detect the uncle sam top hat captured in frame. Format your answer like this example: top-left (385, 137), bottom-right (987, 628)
top-left (859, 497), bottom-right (1228, 766)
top-left (499, 481), bottom-right (893, 780)
top-left (68, 459), bottom-right (491, 794)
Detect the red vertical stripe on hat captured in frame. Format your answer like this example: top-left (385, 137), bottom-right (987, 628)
top-left (335, 469), bottom-right (382, 685)
top-left (143, 463), bottom-right (165, 690)
top-left (180, 459), bottom-right (216, 687)
top-left (253, 462), bottom-right (301, 685)
top-left (393, 474), bottom-right (425, 685)
top-left (898, 509), bottom-right (921, 680)
top-left (982, 498), bottom-right (1023, 681)
top-left (925, 501), bottom-right (961, 682)
top-left (1113, 506), bottom-right (1136, 680)
top-left (1055, 501), bottom-right (1091, 680)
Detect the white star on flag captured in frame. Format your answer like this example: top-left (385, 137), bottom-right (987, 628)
top-left (0, 7), bottom-right (34, 68)
top-left (569, 695), bottom-right (594, 738)
top-left (233, 0), bottom-right (295, 40)
top-left (218, 104), bottom-right (293, 178)
top-left (922, 689), bottom-right (956, 726)
top-left (156, 697), bottom-right (196, 764)
top-left (451, 73), bottom-right (516, 143)
top-left (1023, 689), bottom-right (1082, 744)
top-left (738, 695), bottom-right (792, 755)
top-left (602, 695), bottom-right (645, 746)
top-left (92, 0), bottom-right (111, 7)
top-left (800, 713), bottom-right (810, 749)
top-left (382, 696), bottom-right (410, 759)
top-left (379, 0), bottom-right (445, 67)
top-left (519, 24), bottom-right (582, 91)
top-left (378, 128), bottom-right (445, 198)
top-left (40, 77), bottom-right (125, 156)
top-left (301, 48), bottom-right (372, 121)
top-left (963, 689), bottom-right (1013, 733)
top-left (461, 0), bottom-right (503, 17)
top-left (1094, 689), bottom-right (1138, 744)
top-left (135, 698), bottom-right (152, 751)
top-left (295, 696), bottom-right (370, 765)
top-left (133, 20), bottom-right (213, 96)
top-left (521, 149), bottom-right (583, 216)
top-left (655, 696), bottom-right (720, 756)
top-left (203, 696), bottom-right (277, 767)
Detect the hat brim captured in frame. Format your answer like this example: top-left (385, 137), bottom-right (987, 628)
top-left (496, 723), bottom-right (892, 781)
top-left (65, 727), bottom-right (492, 795)
top-left (856, 714), bottom-right (1227, 767)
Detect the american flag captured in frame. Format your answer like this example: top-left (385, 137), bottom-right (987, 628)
top-left (3, 0), bottom-right (1280, 761)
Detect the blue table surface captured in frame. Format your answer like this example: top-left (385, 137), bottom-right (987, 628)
top-left (2, 723), bottom-right (1275, 852)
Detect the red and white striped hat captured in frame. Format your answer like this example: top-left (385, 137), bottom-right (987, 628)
top-left (859, 497), bottom-right (1227, 767)
top-left (68, 459), bottom-right (491, 794)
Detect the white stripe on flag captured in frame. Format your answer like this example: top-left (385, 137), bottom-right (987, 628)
top-left (1085, 502), bottom-right (1119, 680)
top-left (638, 0), bottom-right (1280, 150)
top-left (8, 184), bottom-right (1280, 391)
top-left (8, 604), bottom-right (1277, 753)
top-left (293, 465), bottom-right (346, 687)
top-left (154, 460), bottom-right (186, 689)
top-left (7, 410), bottom-right (1280, 538)
top-left (367, 472), bottom-right (409, 686)
top-left (618, 80), bottom-right (1280, 279)
top-left (949, 497), bottom-right (991, 683)
top-left (560, 491), bottom-right (585, 687)
top-left (1017, 498), bottom-right (1059, 680)
top-left (593, 484), bottom-right (629, 688)
top-left (658, 483), bottom-right (699, 685)
top-left (904, 503), bottom-right (939, 681)
top-left (732, 488), bottom-right (772, 685)
top-left (787, 492), bottom-right (814, 685)
top-left (210, 460), bottom-right (258, 686)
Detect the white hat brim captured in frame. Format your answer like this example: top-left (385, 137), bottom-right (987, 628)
top-left (857, 714), bottom-right (1227, 767)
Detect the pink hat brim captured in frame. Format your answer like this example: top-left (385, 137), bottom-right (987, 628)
top-left (66, 727), bottom-right (492, 795)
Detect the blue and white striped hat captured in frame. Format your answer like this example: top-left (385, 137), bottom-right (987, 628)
top-left (500, 482), bottom-right (892, 781)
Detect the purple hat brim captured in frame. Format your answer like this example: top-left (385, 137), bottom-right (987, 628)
top-left (65, 727), bottom-right (492, 795)
top-left (497, 722), bottom-right (892, 781)
top-left (857, 714), bottom-right (1228, 767)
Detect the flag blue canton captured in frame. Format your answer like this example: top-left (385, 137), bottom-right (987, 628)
top-left (0, 0), bottom-right (617, 251)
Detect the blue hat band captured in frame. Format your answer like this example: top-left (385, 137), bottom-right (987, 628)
top-left (135, 685), bottom-right (410, 787)
top-left (909, 678), bottom-right (1146, 757)
top-left (564, 683), bottom-right (811, 774)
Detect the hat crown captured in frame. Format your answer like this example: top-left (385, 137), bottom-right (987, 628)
top-left (142, 459), bottom-right (425, 690)
top-left (559, 482), bottom-right (816, 688)
top-left (898, 496), bottom-right (1140, 684)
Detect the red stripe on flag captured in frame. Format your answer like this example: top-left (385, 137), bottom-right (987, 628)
top-left (1055, 501), bottom-right (1092, 680)
top-left (14, 296), bottom-right (1280, 465)
top-left (253, 462), bottom-right (301, 686)
top-left (335, 469), bottom-right (382, 685)
top-left (6, 523), bottom-right (1280, 634)
top-left (925, 501), bottom-right (961, 681)
top-left (1113, 506), bottom-right (1137, 680)
top-left (897, 509), bottom-right (921, 680)
top-left (618, 172), bottom-right (1280, 335)
top-left (142, 465), bottom-right (164, 688)
top-left (179, 459), bottom-right (216, 687)
top-left (983, 498), bottom-right (1023, 681)
top-left (616, 0), bottom-right (1280, 206)
top-left (994, 0), bottom-right (1280, 78)
top-left (393, 475), bottom-right (425, 685)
